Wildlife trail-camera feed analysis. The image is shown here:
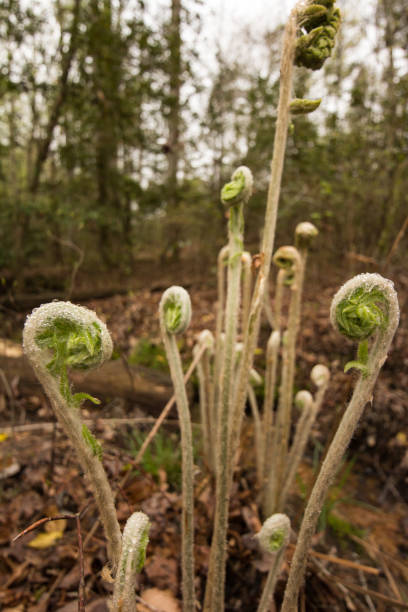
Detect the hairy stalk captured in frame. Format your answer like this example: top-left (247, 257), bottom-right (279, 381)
top-left (241, 251), bottom-right (252, 333)
top-left (111, 512), bottom-right (150, 612)
top-left (228, 8), bottom-right (298, 479)
top-left (265, 246), bottom-right (304, 515)
top-left (256, 514), bottom-right (291, 612)
top-left (261, 330), bottom-right (281, 488)
top-left (213, 244), bottom-right (229, 423)
top-left (195, 330), bottom-right (215, 471)
top-left (281, 273), bottom-right (399, 611)
top-left (23, 302), bottom-right (121, 570)
top-left (159, 286), bottom-right (195, 612)
top-left (278, 365), bottom-right (330, 510)
top-left (204, 166), bottom-right (253, 612)
top-left (248, 384), bottom-right (263, 486)
top-left (273, 268), bottom-right (287, 332)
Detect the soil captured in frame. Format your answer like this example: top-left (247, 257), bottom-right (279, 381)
top-left (0, 260), bottom-right (407, 611)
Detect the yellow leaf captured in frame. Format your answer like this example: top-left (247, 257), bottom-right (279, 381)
top-left (28, 530), bottom-right (64, 549)
top-left (0, 433), bottom-right (9, 443)
top-left (45, 518), bottom-right (67, 534)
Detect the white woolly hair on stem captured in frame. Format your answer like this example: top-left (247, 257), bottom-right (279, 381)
top-left (213, 244), bottom-right (229, 416)
top-left (23, 301), bottom-right (121, 570)
top-left (111, 511), bottom-right (150, 612)
top-left (248, 382), bottom-right (263, 487)
top-left (281, 273), bottom-right (399, 611)
top-left (159, 286), bottom-right (195, 612)
top-left (204, 165), bottom-right (253, 612)
top-left (241, 250), bottom-right (252, 333)
top-left (273, 268), bottom-right (287, 332)
top-left (261, 330), bottom-right (281, 490)
top-left (195, 330), bottom-right (215, 471)
top-left (256, 513), bottom-right (291, 612)
top-left (265, 245), bottom-right (304, 516)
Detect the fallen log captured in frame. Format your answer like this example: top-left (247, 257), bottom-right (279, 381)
top-left (0, 339), bottom-right (175, 417)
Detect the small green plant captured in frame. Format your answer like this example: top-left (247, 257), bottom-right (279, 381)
top-left (128, 337), bottom-right (168, 371)
top-left (128, 429), bottom-right (183, 489)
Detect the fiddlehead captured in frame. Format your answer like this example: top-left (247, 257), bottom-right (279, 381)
top-left (331, 274), bottom-right (393, 377)
top-left (257, 513), bottom-right (291, 554)
top-left (24, 301), bottom-right (112, 407)
top-left (220, 166), bottom-right (253, 207)
top-left (295, 221), bottom-right (319, 252)
top-left (160, 286), bottom-right (192, 335)
top-left (295, 0), bottom-right (341, 71)
top-left (311, 363), bottom-right (330, 388)
top-left (23, 301), bottom-right (121, 570)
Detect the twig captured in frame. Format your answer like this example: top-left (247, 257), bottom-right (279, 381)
top-left (47, 233), bottom-right (84, 300)
top-left (0, 368), bottom-right (16, 437)
top-left (384, 213), bottom-right (408, 271)
top-left (310, 550), bottom-right (380, 576)
top-left (325, 576), bottom-right (408, 609)
top-left (357, 569), bottom-right (376, 612)
top-left (76, 513), bottom-right (86, 612)
top-left (0, 417), bottom-right (203, 435)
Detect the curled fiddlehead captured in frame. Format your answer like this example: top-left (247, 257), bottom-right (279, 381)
top-left (295, 0), bottom-right (341, 71)
top-left (311, 363), bottom-right (330, 388)
top-left (220, 166), bottom-right (253, 208)
top-left (331, 275), bottom-right (391, 377)
top-left (160, 286), bottom-right (192, 335)
top-left (23, 301), bottom-right (121, 570)
top-left (295, 221), bottom-right (319, 252)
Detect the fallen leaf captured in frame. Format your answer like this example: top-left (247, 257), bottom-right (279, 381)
top-left (0, 432), bottom-right (9, 442)
top-left (28, 530), bottom-right (64, 549)
top-left (138, 588), bottom-right (180, 612)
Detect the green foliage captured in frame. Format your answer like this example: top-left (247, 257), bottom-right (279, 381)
top-left (221, 171), bottom-right (246, 206)
top-left (290, 98), bottom-right (321, 115)
top-left (335, 287), bottom-right (388, 341)
top-left (35, 317), bottom-right (102, 406)
top-left (128, 430), bottom-right (183, 490)
top-left (128, 338), bottom-right (168, 371)
top-left (82, 424), bottom-right (103, 461)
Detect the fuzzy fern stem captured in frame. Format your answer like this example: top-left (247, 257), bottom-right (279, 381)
top-left (265, 246), bottom-right (304, 515)
top-left (281, 273), bottom-right (399, 611)
top-left (228, 7), bottom-right (298, 484)
top-left (204, 166), bottom-right (253, 612)
top-left (159, 286), bottom-right (195, 612)
top-left (23, 302), bottom-right (122, 570)
top-left (261, 330), bottom-right (281, 488)
top-left (111, 512), bottom-right (150, 612)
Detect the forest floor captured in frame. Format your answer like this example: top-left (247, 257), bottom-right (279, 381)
top-left (0, 260), bottom-right (407, 611)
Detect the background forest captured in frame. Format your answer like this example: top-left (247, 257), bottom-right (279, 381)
top-left (0, 0), bottom-right (407, 292)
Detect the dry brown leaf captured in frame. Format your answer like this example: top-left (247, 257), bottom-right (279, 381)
top-left (137, 588), bottom-right (180, 612)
